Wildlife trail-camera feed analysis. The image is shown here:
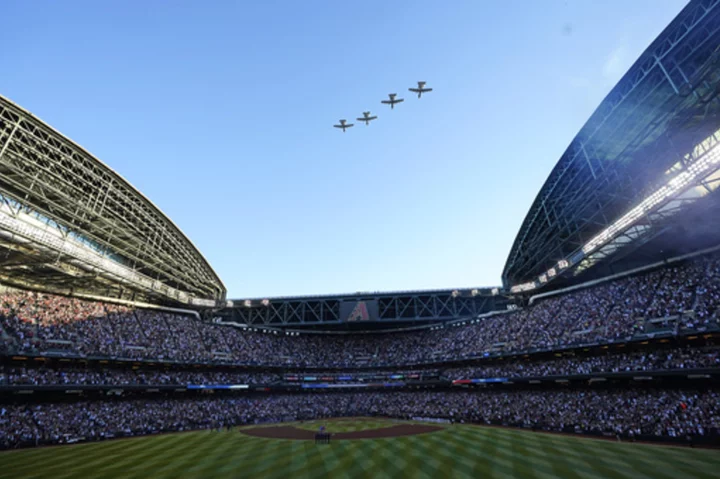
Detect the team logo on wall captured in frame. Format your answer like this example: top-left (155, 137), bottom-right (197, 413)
top-left (347, 301), bottom-right (370, 321)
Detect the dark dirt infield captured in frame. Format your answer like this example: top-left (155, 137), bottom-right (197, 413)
top-left (241, 424), bottom-right (443, 441)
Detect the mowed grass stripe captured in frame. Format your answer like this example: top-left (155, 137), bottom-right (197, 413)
top-left (0, 432), bottom-right (189, 479)
top-left (325, 437), bottom-right (374, 479)
top-left (422, 433), bottom-right (482, 478)
top-left (486, 426), bottom-right (702, 479)
top-left (425, 429), bottom-right (501, 478)
top-left (620, 441), bottom-right (720, 472)
top-left (554, 435), bottom-right (648, 479)
top-left (489, 428), bottom-right (615, 478)
top-left (184, 430), bottom-right (261, 478)
top-left (80, 431), bottom-right (195, 478)
top-left (75, 431), bottom-right (195, 479)
top-left (264, 441), bottom-right (316, 479)
top-left (545, 430), bottom-right (715, 478)
top-left (409, 432), bottom-right (445, 474)
top-left (525, 428), bottom-right (715, 479)
top-left (243, 438), bottom-right (302, 478)
top-left (214, 436), bottom-right (281, 478)
top-left (140, 431), bottom-right (232, 478)
top-left (0, 431), bottom-right (151, 472)
top-left (509, 432), bottom-right (586, 479)
top-left (469, 424), bottom-right (719, 469)
top-left (573, 435), bottom-right (680, 479)
top-left (92, 435), bottom-right (193, 477)
top-left (447, 427), bottom-right (527, 477)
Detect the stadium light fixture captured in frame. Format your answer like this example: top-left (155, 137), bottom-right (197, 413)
top-left (510, 281), bottom-right (536, 294)
top-left (189, 298), bottom-right (216, 307)
top-left (243, 300), bottom-right (252, 307)
top-left (582, 141), bottom-right (720, 256)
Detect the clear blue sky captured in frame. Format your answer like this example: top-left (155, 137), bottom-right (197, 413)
top-left (1, 0), bottom-right (688, 299)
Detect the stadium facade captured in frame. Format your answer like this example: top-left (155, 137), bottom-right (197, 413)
top-left (0, 95), bottom-right (226, 308)
top-left (0, 0), bottom-right (719, 326)
top-left (216, 287), bottom-right (509, 329)
top-left (504, 0), bottom-right (720, 295)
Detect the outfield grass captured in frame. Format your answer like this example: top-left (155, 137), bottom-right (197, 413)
top-left (2, 419), bottom-right (718, 479)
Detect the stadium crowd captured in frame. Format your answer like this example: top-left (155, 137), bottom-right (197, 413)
top-left (2, 389), bottom-right (718, 448)
top-left (443, 346), bottom-right (720, 380)
top-left (1, 255), bottom-right (720, 369)
top-left (1, 346), bottom-right (716, 386)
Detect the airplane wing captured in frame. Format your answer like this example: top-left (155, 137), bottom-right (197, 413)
top-left (395, 98), bottom-right (404, 103)
top-left (381, 100), bottom-right (392, 104)
top-left (333, 125), bottom-right (344, 128)
top-left (409, 88), bottom-right (420, 93)
top-left (423, 88), bottom-right (433, 92)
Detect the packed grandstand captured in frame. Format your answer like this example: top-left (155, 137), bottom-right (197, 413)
top-left (2, 0), bottom-right (720, 455)
top-left (2, 250), bottom-right (720, 448)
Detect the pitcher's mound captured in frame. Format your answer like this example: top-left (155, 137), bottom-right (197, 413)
top-left (241, 424), bottom-right (443, 441)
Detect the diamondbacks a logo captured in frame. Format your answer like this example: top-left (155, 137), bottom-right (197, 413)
top-left (347, 301), bottom-right (370, 321)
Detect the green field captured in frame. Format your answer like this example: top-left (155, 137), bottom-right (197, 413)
top-left (2, 419), bottom-right (718, 479)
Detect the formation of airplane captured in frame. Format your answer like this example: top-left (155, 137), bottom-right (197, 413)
top-left (334, 81), bottom-right (431, 132)
top-left (333, 119), bottom-right (353, 133)
top-left (409, 81), bottom-right (433, 98)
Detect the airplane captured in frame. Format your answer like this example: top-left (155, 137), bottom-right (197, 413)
top-left (409, 81), bottom-right (432, 98)
top-left (356, 111), bottom-right (378, 125)
top-left (381, 93), bottom-right (404, 109)
top-left (333, 119), bottom-right (354, 132)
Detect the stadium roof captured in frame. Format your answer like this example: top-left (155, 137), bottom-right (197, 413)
top-left (503, 0), bottom-right (720, 293)
top-left (0, 94), bottom-right (226, 307)
top-left (220, 286), bottom-right (508, 329)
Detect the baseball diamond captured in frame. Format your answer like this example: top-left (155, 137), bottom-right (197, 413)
top-left (1, 419), bottom-right (719, 479)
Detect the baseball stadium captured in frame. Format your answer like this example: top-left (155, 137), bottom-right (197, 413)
top-left (2, 1), bottom-right (720, 478)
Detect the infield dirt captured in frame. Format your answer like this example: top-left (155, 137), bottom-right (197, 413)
top-left (241, 424), bottom-right (443, 441)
